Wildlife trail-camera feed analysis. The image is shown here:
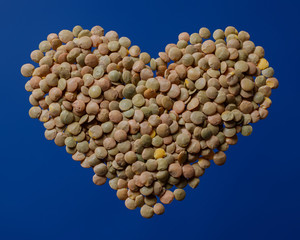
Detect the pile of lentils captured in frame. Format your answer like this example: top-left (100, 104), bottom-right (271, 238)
top-left (21, 25), bottom-right (278, 218)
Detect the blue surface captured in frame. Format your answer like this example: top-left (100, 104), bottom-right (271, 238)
top-left (0, 0), bottom-right (299, 239)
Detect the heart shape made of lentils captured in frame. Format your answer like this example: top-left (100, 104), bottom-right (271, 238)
top-left (21, 25), bottom-right (278, 218)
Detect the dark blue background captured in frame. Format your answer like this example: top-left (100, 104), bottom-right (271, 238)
top-left (1, 0), bottom-right (299, 239)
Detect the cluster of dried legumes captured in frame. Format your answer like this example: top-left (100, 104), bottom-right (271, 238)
top-left (21, 26), bottom-right (278, 218)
